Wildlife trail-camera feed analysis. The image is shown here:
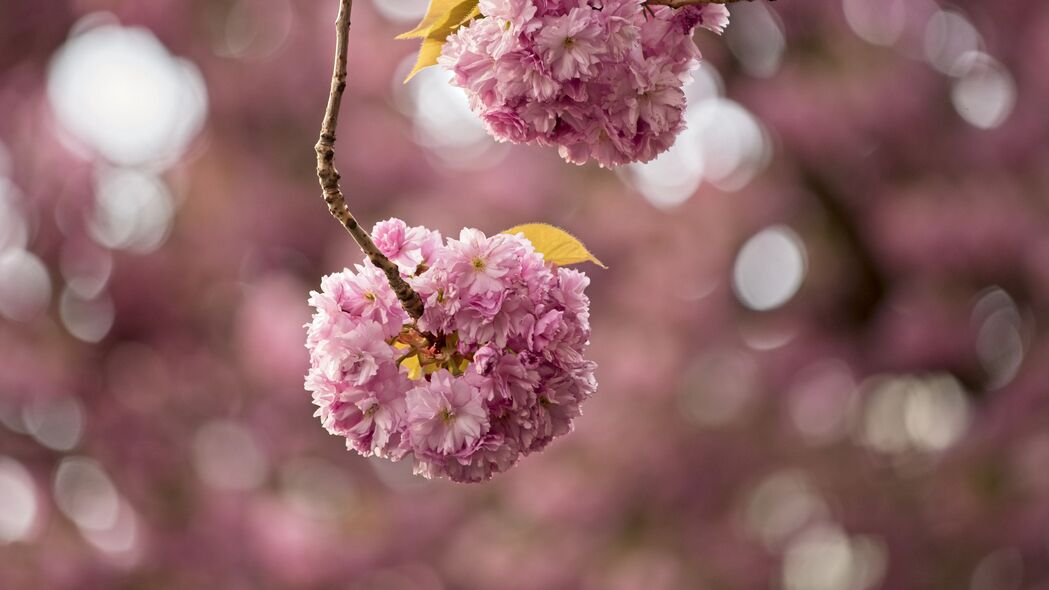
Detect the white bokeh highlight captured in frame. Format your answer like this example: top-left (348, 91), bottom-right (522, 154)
top-left (690, 99), bottom-right (772, 192)
top-left (279, 457), bottom-right (358, 521)
top-left (53, 457), bottom-right (121, 532)
top-left (623, 66), bottom-right (771, 208)
top-left (372, 0), bottom-right (429, 24)
top-left (0, 457), bottom-right (39, 544)
top-left (89, 167), bottom-right (175, 253)
top-left (215, 0), bottom-right (294, 61)
top-left (678, 351), bottom-right (760, 428)
top-left (0, 177), bottom-right (29, 254)
top-left (725, 1), bottom-right (786, 78)
top-left (60, 245), bottom-right (113, 300)
top-left (842, 0), bottom-right (907, 47)
top-left (782, 524), bottom-right (887, 590)
top-left (22, 395), bottom-right (85, 452)
top-left (395, 58), bottom-right (508, 170)
top-left (951, 52), bottom-right (1016, 130)
top-left (857, 374), bottom-right (970, 455)
top-left (59, 287), bottom-right (116, 343)
top-left (53, 457), bottom-right (143, 561)
top-left (192, 420), bottom-right (269, 491)
top-left (733, 225), bottom-right (807, 311)
top-left (81, 499), bottom-right (141, 559)
top-left (972, 287), bottom-right (1026, 389)
top-left (0, 249), bottom-right (52, 322)
top-left (923, 9), bottom-right (982, 75)
top-left (48, 15), bottom-right (208, 168)
top-left (743, 470), bottom-right (828, 549)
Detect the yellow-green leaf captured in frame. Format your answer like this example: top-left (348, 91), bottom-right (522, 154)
top-left (503, 223), bottom-right (607, 268)
top-left (404, 355), bottom-right (423, 380)
top-left (394, 342), bottom-right (423, 380)
top-left (396, 0), bottom-right (477, 39)
top-left (404, 37), bottom-right (444, 82)
top-left (398, 0), bottom-right (480, 82)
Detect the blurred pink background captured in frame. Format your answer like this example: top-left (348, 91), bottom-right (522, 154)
top-left (2, 0), bottom-right (1049, 588)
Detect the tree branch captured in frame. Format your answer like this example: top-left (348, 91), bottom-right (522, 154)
top-left (315, 0), bottom-right (424, 320)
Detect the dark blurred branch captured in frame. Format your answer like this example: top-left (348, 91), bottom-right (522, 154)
top-left (799, 165), bottom-right (888, 326)
top-left (315, 0), bottom-right (424, 320)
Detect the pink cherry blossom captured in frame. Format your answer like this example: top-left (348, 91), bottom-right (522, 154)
top-left (444, 228), bottom-right (519, 295)
top-left (318, 263), bottom-right (408, 338)
top-left (372, 218), bottom-right (421, 274)
top-left (311, 319), bottom-right (392, 387)
top-left (344, 366), bottom-right (411, 459)
top-left (438, 0), bottom-right (731, 167)
top-left (482, 108), bottom-right (534, 143)
top-left (305, 219), bottom-right (596, 482)
top-left (406, 369), bottom-right (489, 456)
top-left (479, 0), bottom-right (539, 34)
top-left (536, 8), bottom-right (606, 81)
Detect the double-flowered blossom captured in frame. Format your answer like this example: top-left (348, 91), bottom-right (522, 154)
top-left (438, 0), bottom-right (730, 167)
top-left (306, 218), bottom-right (596, 482)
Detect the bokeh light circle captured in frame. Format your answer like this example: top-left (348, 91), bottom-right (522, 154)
top-left (733, 225), bottom-right (807, 311)
top-left (48, 15), bottom-right (208, 168)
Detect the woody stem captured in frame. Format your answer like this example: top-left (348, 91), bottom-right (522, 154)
top-left (314, 0), bottom-right (424, 320)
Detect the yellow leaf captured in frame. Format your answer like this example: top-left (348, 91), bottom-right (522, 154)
top-left (404, 37), bottom-right (444, 82)
top-left (398, 0), bottom-right (480, 82)
top-left (394, 342), bottom-right (423, 380)
top-left (397, 0), bottom-right (477, 39)
top-left (403, 355), bottom-right (423, 380)
top-left (503, 223), bottom-right (607, 269)
top-left (459, 5), bottom-right (481, 29)
top-left (395, 10), bottom-right (445, 39)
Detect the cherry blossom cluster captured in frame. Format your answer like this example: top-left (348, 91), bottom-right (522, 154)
top-left (305, 219), bottom-right (596, 482)
top-left (437, 0), bottom-right (729, 168)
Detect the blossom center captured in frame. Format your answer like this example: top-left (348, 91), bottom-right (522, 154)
top-left (439, 408), bottom-right (456, 424)
top-left (364, 291), bottom-right (376, 301)
top-left (563, 36), bottom-right (576, 49)
top-left (472, 257), bottom-right (486, 271)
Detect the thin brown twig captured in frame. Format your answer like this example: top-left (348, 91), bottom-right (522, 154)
top-left (315, 0), bottom-right (425, 319)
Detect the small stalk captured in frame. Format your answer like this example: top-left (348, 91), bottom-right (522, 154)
top-left (315, 0), bottom-right (424, 319)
